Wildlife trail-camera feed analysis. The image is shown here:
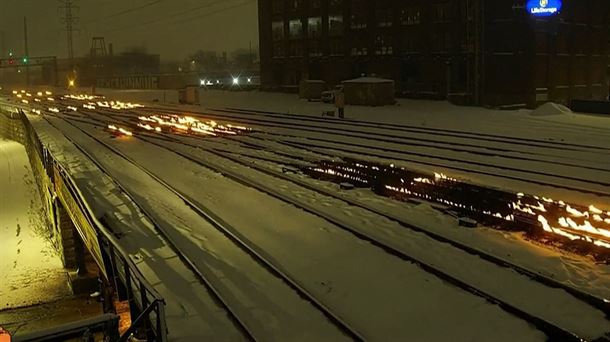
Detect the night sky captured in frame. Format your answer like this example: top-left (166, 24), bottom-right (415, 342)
top-left (0, 0), bottom-right (258, 61)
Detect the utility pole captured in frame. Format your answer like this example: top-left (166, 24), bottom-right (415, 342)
top-left (59, 0), bottom-right (79, 73)
top-left (0, 30), bottom-right (5, 57)
top-left (24, 17), bottom-right (30, 86)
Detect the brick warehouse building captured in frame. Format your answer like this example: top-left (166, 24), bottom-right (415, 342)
top-left (258, 0), bottom-right (610, 106)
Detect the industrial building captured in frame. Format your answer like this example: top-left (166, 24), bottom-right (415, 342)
top-left (258, 0), bottom-right (610, 106)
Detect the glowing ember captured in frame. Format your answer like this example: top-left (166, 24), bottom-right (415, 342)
top-left (63, 94), bottom-right (104, 101)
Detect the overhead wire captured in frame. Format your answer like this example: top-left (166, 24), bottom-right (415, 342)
top-left (102, 0), bottom-right (253, 34)
top-left (90, 0), bottom-right (165, 23)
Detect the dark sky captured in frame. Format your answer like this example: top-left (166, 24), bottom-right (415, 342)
top-left (0, 0), bottom-right (258, 61)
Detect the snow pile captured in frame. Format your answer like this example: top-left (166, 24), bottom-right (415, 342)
top-left (530, 102), bottom-right (572, 117)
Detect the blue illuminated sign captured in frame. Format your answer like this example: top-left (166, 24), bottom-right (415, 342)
top-left (526, 0), bottom-right (563, 17)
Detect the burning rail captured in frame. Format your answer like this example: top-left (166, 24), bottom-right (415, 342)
top-left (135, 114), bottom-right (250, 137)
top-left (304, 159), bottom-right (610, 261)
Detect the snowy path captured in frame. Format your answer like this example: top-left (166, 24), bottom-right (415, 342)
top-left (0, 139), bottom-right (71, 309)
top-left (53, 115), bottom-right (555, 341)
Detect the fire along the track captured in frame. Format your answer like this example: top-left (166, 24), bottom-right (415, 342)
top-left (136, 114), bottom-right (250, 137)
top-left (304, 159), bottom-right (610, 261)
top-left (107, 124), bottom-right (133, 137)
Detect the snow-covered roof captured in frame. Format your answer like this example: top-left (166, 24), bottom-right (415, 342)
top-left (342, 77), bottom-right (394, 84)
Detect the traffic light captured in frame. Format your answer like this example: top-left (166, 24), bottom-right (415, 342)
top-left (22, 57), bottom-right (28, 64)
top-left (8, 57), bottom-right (14, 65)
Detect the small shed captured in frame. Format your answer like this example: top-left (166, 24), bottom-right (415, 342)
top-left (179, 85), bottom-right (200, 105)
top-left (342, 77), bottom-right (395, 106)
top-left (299, 80), bottom-right (327, 100)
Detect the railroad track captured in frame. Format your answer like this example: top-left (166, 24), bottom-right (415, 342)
top-left (68, 106), bottom-right (610, 340)
top-left (44, 115), bottom-right (364, 342)
top-left (41, 101), bottom-right (610, 337)
top-left (149, 130), bottom-right (610, 306)
top-left (145, 106), bottom-right (610, 155)
top-left (133, 107), bottom-right (610, 194)
top-left (74, 105), bottom-right (610, 200)
top-left (219, 107), bottom-right (610, 152)
top-left (134, 131), bottom-right (610, 341)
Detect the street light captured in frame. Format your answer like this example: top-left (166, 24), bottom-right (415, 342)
top-left (232, 77), bottom-right (239, 85)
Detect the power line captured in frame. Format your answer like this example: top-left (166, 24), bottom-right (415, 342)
top-left (103, 0), bottom-right (251, 34)
top-left (90, 0), bottom-right (164, 23)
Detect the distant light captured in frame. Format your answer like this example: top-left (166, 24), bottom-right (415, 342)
top-left (200, 79), bottom-right (206, 86)
top-left (216, 80), bottom-right (220, 84)
top-left (68, 79), bottom-right (75, 87)
top-left (191, 60), bottom-right (196, 64)
top-left (232, 77), bottom-right (239, 85)
top-left (22, 57), bottom-right (28, 64)
top-left (247, 78), bottom-right (252, 83)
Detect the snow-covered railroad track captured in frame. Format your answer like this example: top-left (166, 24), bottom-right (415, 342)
top-left (42, 103), bottom-right (610, 341)
top-left (44, 115), bottom-right (362, 342)
top-left (126, 131), bottom-right (609, 342)
top-left (219, 107), bottom-right (610, 152)
top-left (132, 107), bottom-right (610, 198)
top-left (148, 106), bottom-right (610, 155)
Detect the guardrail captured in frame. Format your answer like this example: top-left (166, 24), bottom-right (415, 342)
top-left (15, 314), bottom-right (120, 342)
top-left (14, 107), bottom-right (168, 341)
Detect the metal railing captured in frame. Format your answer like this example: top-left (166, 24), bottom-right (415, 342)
top-left (15, 108), bottom-right (168, 341)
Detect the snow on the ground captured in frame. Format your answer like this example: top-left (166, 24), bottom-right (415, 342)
top-left (0, 139), bottom-right (71, 309)
top-left (46, 116), bottom-right (351, 342)
top-left (26, 115), bottom-right (247, 341)
top-left (96, 88), bottom-right (609, 208)
top-left (186, 134), bottom-right (610, 299)
top-left (65, 118), bottom-right (550, 342)
top-left (194, 90), bottom-right (610, 148)
top-left (139, 135), bottom-right (609, 340)
top-left (530, 102), bottom-right (573, 117)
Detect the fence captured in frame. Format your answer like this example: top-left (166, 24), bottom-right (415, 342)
top-left (0, 104), bottom-right (168, 341)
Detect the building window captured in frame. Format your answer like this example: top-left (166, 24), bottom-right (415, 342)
top-left (309, 40), bottom-right (323, 57)
top-left (375, 8), bottom-right (393, 27)
top-left (351, 46), bottom-right (368, 56)
top-left (330, 39), bottom-right (344, 55)
top-left (308, 17), bottom-right (322, 39)
top-left (432, 31), bottom-right (451, 52)
top-left (433, 3), bottom-right (452, 23)
top-left (272, 21), bottom-right (284, 41)
top-left (329, 16), bottom-right (344, 36)
top-left (289, 19), bottom-right (303, 39)
top-left (273, 42), bottom-right (284, 57)
top-left (290, 0), bottom-right (303, 12)
top-left (351, 13), bottom-right (367, 29)
top-left (401, 6), bottom-right (421, 25)
top-left (330, 0), bottom-right (343, 9)
top-left (272, 0), bottom-right (283, 15)
top-left (289, 41), bottom-right (303, 56)
top-left (374, 35), bottom-right (393, 55)
top-left (401, 35), bottom-right (421, 54)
